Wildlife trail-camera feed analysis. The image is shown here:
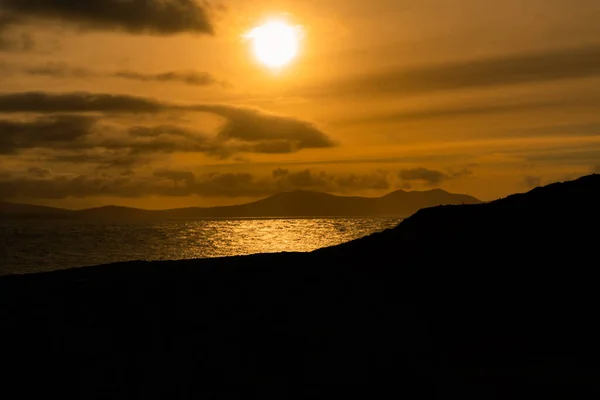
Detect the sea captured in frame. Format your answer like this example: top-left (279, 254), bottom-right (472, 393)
top-left (0, 217), bottom-right (402, 276)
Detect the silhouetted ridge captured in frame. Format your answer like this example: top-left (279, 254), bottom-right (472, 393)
top-left (324, 173), bottom-right (600, 254)
top-left (0, 201), bottom-right (70, 217)
top-left (1, 174), bottom-right (599, 398)
top-left (1, 188), bottom-right (481, 219)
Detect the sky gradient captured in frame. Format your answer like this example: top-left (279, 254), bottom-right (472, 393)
top-left (1, 0), bottom-right (599, 209)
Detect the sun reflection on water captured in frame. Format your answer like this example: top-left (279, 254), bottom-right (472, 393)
top-left (1, 218), bottom-right (402, 275)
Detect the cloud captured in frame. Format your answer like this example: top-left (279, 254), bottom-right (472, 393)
top-left (0, 169), bottom-right (396, 199)
top-left (0, 171), bottom-right (272, 199)
top-left (0, 118), bottom-right (202, 157)
top-left (0, 174), bottom-right (149, 199)
top-left (0, 0), bottom-right (214, 35)
top-left (333, 99), bottom-right (571, 126)
top-left (0, 115), bottom-right (97, 154)
top-left (272, 169), bottom-right (392, 192)
top-left (0, 91), bottom-right (336, 157)
top-left (0, 92), bottom-right (165, 113)
top-left (192, 172), bottom-right (273, 198)
top-left (21, 63), bottom-right (230, 87)
top-left (523, 176), bottom-right (543, 188)
top-left (113, 70), bottom-right (228, 87)
top-left (398, 167), bottom-right (473, 186)
top-left (0, 92), bottom-right (336, 170)
top-left (315, 44), bottom-right (600, 98)
top-left (25, 62), bottom-right (96, 78)
top-left (192, 105), bottom-right (337, 152)
top-left (154, 168), bottom-right (196, 184)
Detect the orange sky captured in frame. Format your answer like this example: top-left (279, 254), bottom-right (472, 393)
top-left (1, 0), bottom-right (599, 209)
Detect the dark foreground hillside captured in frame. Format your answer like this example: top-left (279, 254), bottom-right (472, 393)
top-left (1, 175), bottom-right (599, 398)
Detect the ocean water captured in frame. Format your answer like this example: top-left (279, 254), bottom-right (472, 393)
top-left (0, 217), bottom-right (401, 276)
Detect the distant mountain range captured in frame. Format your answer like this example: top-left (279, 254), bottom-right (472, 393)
top-left (0, 189), bottom-right (481, 219)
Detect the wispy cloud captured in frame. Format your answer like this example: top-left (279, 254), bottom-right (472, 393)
top-left (309, 44), bottom-right (600, 98)
top-left (332, 96), bottom-right (600, 125)
top-left (25, 62), bottom-right (96, 78)
top-left (19, 62), bottom-right (230, 87)
top-left (113, 70), bottom-right (229, 87)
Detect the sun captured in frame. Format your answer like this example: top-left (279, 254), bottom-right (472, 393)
top-left (245, 19), bottom-right (303, 69)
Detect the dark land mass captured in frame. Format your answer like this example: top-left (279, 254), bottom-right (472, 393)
top-left (0, 188), bottom-right (480, 219)
top-left (1, 175), bottom-right (599, 398)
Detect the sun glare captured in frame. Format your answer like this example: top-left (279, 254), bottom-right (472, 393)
top-left (245, 19), bottom-right (302, 69)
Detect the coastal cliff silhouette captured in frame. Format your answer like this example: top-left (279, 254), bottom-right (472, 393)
top-left (1, 174), bottom-right (599, 398)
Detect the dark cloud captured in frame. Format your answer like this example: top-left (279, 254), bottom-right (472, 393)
top-left (272, 168), bottom-right (289, 179)
top-left (0, 169), bottom-right (395, 199)
top-left (113, 70), bottom-right (227, 87)
top-left (0, 118), bottom-right (215, 161)
top-left (336, 172), bottom-right (391, 191)
top-left (0, 174), bottom-right (148, 199)
top-left (193, 105), bottom-right (337, 151)
top-left (398, 168), bottom-right (473, 186)
top-left (0, 92), bottom-right (336, 162)
top-left (0, 115), bottom-right (97, 154)
top-left (192, 173), bottom-right (272, 198)
top-left (523, 176), bottom-right (543, 188)
top-left (276, 169), bottom-right (331, 191)
top-left (0, 171), bottom-right (271, 199)
top-left (271, 169), bottom-right (392, 193)
top-left (315, 44), bottom-right (600, 98)
top-left (0, 0), bottom-right (214, 35)
top-left (0, 92), bottom-right (165, 113)
top-left (0, 116), bottom-right (329, 159)
top-left (1, 117), bottom-right (332, 165)
top-left (399, 168), bottom-right (447, 186)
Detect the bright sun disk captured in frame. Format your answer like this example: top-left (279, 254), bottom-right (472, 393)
top-left (245, 20), bottom-right (302, 68)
